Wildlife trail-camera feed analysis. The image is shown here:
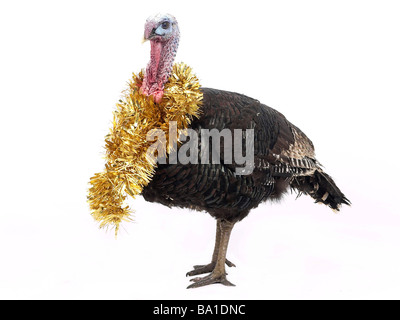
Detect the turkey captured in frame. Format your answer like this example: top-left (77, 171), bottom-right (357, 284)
top-left (139, 13), bottom-right (350, 288)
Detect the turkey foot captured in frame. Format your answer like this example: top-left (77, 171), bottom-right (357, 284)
top-left (187, 272), bottom-right (235, 289)
top-left (187, 219), bottom-right (236, 289)
top-left (186, 259), bottom-right (236, 277)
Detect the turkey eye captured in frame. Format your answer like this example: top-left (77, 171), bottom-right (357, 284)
top-left (161, 21), bottom-right (170, 29)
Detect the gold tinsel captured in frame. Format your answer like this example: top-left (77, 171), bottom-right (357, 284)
top-left (88, 63), bottom-right (202, 236)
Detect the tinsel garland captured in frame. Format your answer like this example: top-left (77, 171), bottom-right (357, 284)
top-left (88, 63), bottom-right (202, 236)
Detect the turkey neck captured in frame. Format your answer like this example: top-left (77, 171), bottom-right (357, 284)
top-left (144, 34), bottom-right (180, 93)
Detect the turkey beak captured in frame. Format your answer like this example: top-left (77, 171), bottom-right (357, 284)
top-left (143, 28), bottom-right (157, 42)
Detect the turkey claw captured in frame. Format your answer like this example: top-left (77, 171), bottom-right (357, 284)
top-left (187, 273), bottom-right (235, 289)
top-left (186, 259), bottom-right (236, 277)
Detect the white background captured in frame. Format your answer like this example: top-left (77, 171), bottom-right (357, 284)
top-left (0, 0), bottom-right (399, 299)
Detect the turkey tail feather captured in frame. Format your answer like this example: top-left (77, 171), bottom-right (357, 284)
top-left (291, 170), bottom-right (350, 211)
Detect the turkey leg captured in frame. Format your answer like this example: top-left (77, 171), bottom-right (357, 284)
top-left (187, 219), bottom-right (236, 288)
top-left (186, 219), bottom-right (235, 277)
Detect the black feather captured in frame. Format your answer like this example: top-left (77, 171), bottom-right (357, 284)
top-left (142, 87), bottom-right (350, 222)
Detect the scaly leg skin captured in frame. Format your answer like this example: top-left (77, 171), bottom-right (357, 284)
top-left (187, 219), bottom-right (236, 289)
top-left (187, 259), bottom-right (235, 277)
top-left (186, 220), bottom-right (236, 277)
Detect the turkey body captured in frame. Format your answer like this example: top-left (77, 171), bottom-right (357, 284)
top-left (138, 14), bottom-right (349, 288)
top-left (142, 87), bottom-right (349, 223)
